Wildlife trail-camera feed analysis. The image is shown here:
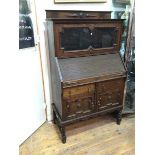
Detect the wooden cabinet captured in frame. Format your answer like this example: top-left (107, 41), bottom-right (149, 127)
top-left (46, 10), bottom-right (127, 143)
top-left (62, 78), bottom-right (125, 120)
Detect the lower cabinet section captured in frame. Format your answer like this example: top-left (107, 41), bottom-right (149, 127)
top-left (52, 78), bottom-right (125, 143)
top-left (62, 78), bottom-right (125, 120)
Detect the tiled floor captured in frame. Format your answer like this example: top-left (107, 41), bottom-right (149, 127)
top-left (20, 114), bottom-right (135, 155)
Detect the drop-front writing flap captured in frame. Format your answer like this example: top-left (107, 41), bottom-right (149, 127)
top-left (57, 53), bottom-right (126, 87)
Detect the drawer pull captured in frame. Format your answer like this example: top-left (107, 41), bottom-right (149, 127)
top-left (108, 95), bottom-right (112, 99)
top-left (66, 104), bottom-right (70, 109)
top-left (91, 102), bottom-right (95, 107)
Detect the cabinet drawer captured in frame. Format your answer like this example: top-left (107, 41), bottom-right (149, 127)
top-left (46, 10), bottom-right (111, 20)
top-left (97, 91), bottom-right (123, 110)
top-left (63, 84), bottom-right (95, 98)
top-left (96, 78), bottom-right (124, 93)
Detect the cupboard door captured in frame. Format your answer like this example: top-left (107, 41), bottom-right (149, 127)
top-left (96, 78), bottom-right (125, 110)
top-left (63, 94), bottom-right (95, 119)
top-left (63, 84), bottom-right (95, 120)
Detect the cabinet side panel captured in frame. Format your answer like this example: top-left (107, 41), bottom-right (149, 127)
top-left (46, 21), bottom-right (62, 117)
top-left (46, 21), bottom-right (55, 58)
top-left (51, 57), bottom-right (62, 117)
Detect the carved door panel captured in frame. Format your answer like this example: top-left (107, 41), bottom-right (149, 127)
top-left (64, 94), bottom-right (95, 119)
top-left (63, 84), bottom-right (95, 119)
top-left (96, 78), bottom-right (125, 111)
top-left (97, 92), bottom-right (109, 110)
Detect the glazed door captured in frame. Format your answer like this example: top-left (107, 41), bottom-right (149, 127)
top-left (54, 21), bottom-right (123, 58)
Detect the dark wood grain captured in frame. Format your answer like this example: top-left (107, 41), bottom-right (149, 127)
top-left (53, 21), bottom-right (123, 58)
top-left (46, 10), bottom-right (111, 20)
top-left (46, 10), bottom-right (127, 143)
top-left (58, 53), bottom-right (126, 84)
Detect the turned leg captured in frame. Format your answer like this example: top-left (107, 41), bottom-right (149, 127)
top-left (52, 104), bottom-right (67, 143)
top-left (60, 126), bottom-right (66, 144)
top-left (116, 110), bottom-right (122, 125)
top-left (52, 110), bottom-right (56, 124)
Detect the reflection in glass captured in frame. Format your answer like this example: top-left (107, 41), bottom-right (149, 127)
top-left (92, 28), bottom-right (115, 48)
top-left (19, 0), bottom-right (35, 49)
top-left (60, 27), bottom-right (116, 51)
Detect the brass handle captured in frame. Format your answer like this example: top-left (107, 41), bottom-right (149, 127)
top-left (66, 104), bottom-right (70, 109)
top-left (108, 96), bottom-right (112, 99)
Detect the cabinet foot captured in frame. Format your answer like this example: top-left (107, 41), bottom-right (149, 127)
top-left (52, 110), bottom-right (56, 124)
top-left (116, 110), bottom-right (122, 125)
top-left (60, 126), bottom-right (66, 143)
top-left (52, 103), bottom-right (67, 143)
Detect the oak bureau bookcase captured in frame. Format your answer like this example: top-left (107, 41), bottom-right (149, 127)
top-left (45, 10), bottom-right (127, 143)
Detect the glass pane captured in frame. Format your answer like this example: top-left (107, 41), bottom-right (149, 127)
top-left (60, 27), bottom-right (116, 52)
top-left (92, 28), bottom-right (115, 48)
top-left (111, 1), bottom-right (135, 114)
top-left (60, 28), bottom-right (91, 51)
top-left (19, 0), bottom-right (35, 49)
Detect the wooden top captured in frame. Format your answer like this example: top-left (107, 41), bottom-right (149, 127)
top-left (58, 53), bottom-right (126, 87)
top-left (46, 10), bottom-right (111, 20)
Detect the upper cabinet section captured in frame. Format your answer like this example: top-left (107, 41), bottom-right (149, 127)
top-left (46, 10), bottom-right (124, 58)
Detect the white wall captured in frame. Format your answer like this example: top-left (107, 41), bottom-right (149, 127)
top-left (18, 48), bottom-right (46, 144)
top-left (44, 1), bottom-right (112, 11)
top-left (35, 0), bottom-right (113, 121)
top-left (1, 46), bottom-right (46, 146)
top-left (0, 1), bottom-right (46, 149)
